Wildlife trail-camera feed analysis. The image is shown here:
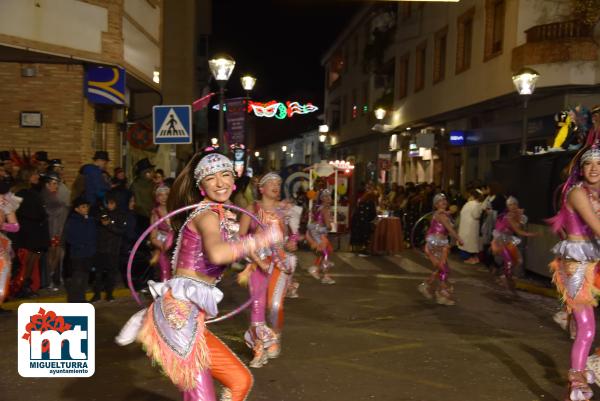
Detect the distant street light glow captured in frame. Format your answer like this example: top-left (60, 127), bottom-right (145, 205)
top-left (374, 108), bottom-right (387, 120)
top-left (241, 75), bottom-right (257, 91)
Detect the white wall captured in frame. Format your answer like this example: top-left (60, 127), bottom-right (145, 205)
top-left (124, 0), bottom-right (161, 41)
top-left (123, 17), bottom-right (161, 80)
top-left (0, 0), bottom-right (107, 53)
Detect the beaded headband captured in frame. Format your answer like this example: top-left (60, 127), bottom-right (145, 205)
top-left (154, 185), bottom-right (170, 195)
top-left (320, 189), bottom-right (332, 200)
top-left (259, 172), bottom-right (282, 187)
top-left (193, 153), bottom-right (234, 187)
top-left (432, 193), bottom-right (446, 207)
top-left (580, 146), bottom-right (600, 166)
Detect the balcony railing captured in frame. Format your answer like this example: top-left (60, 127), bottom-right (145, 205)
top-left (525, 20), bottom-right (592, 43)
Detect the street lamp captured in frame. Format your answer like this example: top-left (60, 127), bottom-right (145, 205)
top-left (512, 67), bottom-right (540, 155)
top-left (374, 107), bottom-right (387, 120)
top-left (209, 54), bottom-right (236, 147)
top-left (281, 145), bottom-right (287, 152)
top-left (254, 151), bottom-right (260, 157)
top-left (241, 75), bottom-right (257, 96)
top-left (319, 124), bottom-right (329, 143)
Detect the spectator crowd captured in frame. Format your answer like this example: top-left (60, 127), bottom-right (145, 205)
top-left (0, 149), bottom-right (171, 305)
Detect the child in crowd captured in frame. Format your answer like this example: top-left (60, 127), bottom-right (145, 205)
top-left (149, 185), bottom-right (173, 281)
top-left (91, 191), bottom-right (126, 302)
top-left (64, 197), bottom-right (96, 302)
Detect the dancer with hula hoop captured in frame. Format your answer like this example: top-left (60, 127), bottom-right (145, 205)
top-left (116, 148), bottom-right (283, 401)
top-left (237, 172), bottom-right (300, 368)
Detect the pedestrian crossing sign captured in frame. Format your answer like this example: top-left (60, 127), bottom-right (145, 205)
top-left (153, 105), bottom-right (192, 144)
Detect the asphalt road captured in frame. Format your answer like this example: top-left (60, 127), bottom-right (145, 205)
top-left (0, 250), bottom-right (574, 401)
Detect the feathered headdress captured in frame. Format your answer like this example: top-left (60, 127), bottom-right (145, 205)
top-left (10, 149), bottom-right (35, 169)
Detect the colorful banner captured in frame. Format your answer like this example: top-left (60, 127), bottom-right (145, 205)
top-left (225, 98), bottom-right (247, 146)
top-left (85, 66), bottom-right (126, 105)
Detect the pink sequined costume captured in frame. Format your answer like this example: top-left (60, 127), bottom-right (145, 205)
top-left (549, 182), bottom-right (600, 401)
top-left (418, 209), bottom-right (457, 305)
top-left (240, 202), bottom-right (297, 368)
top-left (117, 202), bottom-right (282, 401)
top-left (0, 192), bottom-right (21, 304)
top-left (491, 210), bottom-right (524, 281)
top-left (151, 206), bottom-right (174, 281)
top-left (306, 204), bottom-right (334, 283)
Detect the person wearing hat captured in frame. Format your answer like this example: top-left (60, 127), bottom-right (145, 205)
top-left (111, 167), bottom-right (131, 212)
top-left (64, 196), bottom-right (96, 302)
top-left (34, 151), bottom-right (49, 172)
top-left (0, 151), bottom-right (15, 188)
top-left (129, 158), bottom-right (155, 229)
top-left (80, 151), bottom-right (111, 210)
top-left (41, 172), bottom-right (70, 291)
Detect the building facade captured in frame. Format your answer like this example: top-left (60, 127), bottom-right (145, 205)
top-left (0, 0), bottom-right (163, 182)
top-left (322, 0), bottom-right (600, 192)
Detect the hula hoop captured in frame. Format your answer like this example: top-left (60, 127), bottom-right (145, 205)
top-left (127, 202), bottom-right (277, 324)
top-left (410, 211), bottom-right (434, 251)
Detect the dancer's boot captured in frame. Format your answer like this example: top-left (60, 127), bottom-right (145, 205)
top-left (249, 340), bottom-right (268, 368)
top-left (417, 282), bottom-right (434, 300)
top-left (566, 369), bottom-right (594, 401)
top-left (435, 284), bottom-right (456, 306)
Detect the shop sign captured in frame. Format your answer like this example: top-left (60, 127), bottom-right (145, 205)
top-left (449, 131), bottom-right (466, 146)
top-left (377, 153), bottom-right (391, 170)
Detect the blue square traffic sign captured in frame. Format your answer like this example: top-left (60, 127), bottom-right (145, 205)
top-left (153, 105), bottom-right (192, 144)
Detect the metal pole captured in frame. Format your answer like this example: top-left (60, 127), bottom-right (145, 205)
top-left (218, 83), bottom-right (225, 147)
top-left (308, 165), bottom-right (314, 225)
top-left (333, 167), bottom-right (338, 233)
top-left (520, 95), bottom-right (530, 155)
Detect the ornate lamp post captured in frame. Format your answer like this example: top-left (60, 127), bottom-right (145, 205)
top-left (208, 54), bottom-right (236, 147)
top-left (512, 67), bottom-right (540, 155)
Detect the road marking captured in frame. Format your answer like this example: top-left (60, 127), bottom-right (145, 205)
top-left (337, 252), bottom-right (381, 271)
top-left (385, 255), bottom-right (431, 274)
top-left (326, 359), bottom-right (454, 390)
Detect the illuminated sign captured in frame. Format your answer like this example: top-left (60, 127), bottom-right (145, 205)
top-left (213, 100), bottom-right (319, 119)
top-left (248, 101), bottom-right (318, 119)
top-left (449, 131), bottom-right (466, 146)
top-left (408, 142), bottom-right (419, 157)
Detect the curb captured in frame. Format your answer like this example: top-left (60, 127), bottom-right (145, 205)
top-left (2, 287), bottom-right (134, 310)
top-left (514, 279), bottom-right (558, 299)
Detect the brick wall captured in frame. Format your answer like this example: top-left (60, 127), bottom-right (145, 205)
top-left (0, 62), bottom-right (120, 185)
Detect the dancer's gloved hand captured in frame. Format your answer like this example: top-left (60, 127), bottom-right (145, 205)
top-left (249, 250), bottom-right (269, 272)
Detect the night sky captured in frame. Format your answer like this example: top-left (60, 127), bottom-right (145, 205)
top-left (210, 0), bottom-right (360, 145)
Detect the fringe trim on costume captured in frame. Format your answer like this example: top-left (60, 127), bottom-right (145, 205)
top-left (237, 263), bottom-right (257, 287)
top-left (137, 304), bottom-right (210, 391)
top-left (550, 258), bottom-right (600, 312)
